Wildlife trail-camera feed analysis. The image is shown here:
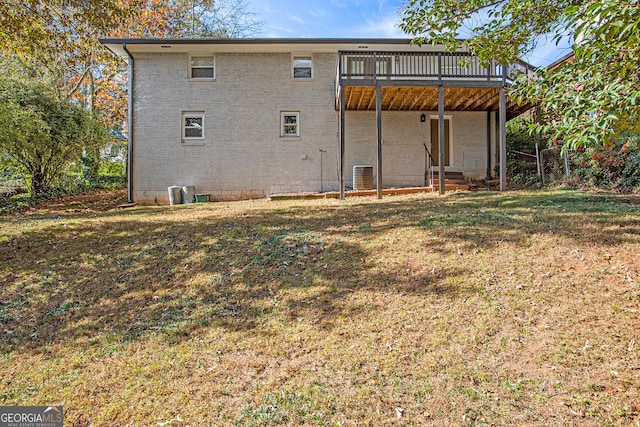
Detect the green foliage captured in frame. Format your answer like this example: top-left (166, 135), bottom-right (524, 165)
top-left (507, 116), bottom-right (542, 153)
top-left (400, 0), bottom-right (574, 66)
top-left (400, 0), bottom-right (640, 151)
top-left (517, 1), bottom-right (640, 152)
top-left (0, 165), bottom-right (24, 189)
top-left (506, 117), bottom-right (544, 187)
top-left (570, 132), bottom-right (640, 192)
top-left (0, 76), bottom-right (110, 196)
top-left (99, 161), bottom-right (126, 177)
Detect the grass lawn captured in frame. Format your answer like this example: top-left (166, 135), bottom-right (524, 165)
top-left (1, 188), bottom-right (639, 426)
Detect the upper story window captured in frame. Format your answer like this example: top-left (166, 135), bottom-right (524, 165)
top-left (292, 56), bottom-right (313, 79)
top-left (190, 56), bottom-right (215, 79)
top-left (183, 112), bottom-right (205, 141)
top-left (281, 112), bottom-right (300, 137)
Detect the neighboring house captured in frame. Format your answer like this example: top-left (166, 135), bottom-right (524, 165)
top-left (100, 38), bottom-right (534, 204)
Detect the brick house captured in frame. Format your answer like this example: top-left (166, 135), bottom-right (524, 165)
top-left (100, 38), bottom-right (534, 204)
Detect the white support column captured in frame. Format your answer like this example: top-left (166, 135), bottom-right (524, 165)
top-left (376, 85), bottom-right (383, 199)
top-left (499, 87), bottom-right (507, 191)
top-left (438, 85), bottom-right (445, 195)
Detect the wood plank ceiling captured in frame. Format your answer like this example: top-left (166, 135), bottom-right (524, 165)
top-left (340, 86), bottom-right (533, 119)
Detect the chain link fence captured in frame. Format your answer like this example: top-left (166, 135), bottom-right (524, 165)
top-left (507, 147), bottom-right (579, 187)
top-left (540, 147), bottom-right (570, 185)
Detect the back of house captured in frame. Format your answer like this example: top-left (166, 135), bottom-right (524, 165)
top-left (101, 38), bottom-right (533, 203)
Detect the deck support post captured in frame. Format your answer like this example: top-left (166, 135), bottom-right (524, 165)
top-left (438, 85), bottom-right (445, 195)
top-left (376, 84), bottom-right (382, 199)
top-left (339, 84), bottom-right (345, 200)
top-left (486, 111), bottom-right (492, 179)
top-left (499, 86), bottom-right (507, 191)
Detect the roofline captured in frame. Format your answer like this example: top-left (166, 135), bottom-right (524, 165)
top-left (99, 37), bottom-right (535, 71)
top-left (546, 51), bottom-right (575, 71)
top-left (99, 37), bottom-right (427, 45)
top-left (100, 37), bottom-right (466, 59)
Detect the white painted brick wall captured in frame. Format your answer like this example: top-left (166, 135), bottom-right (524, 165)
top-left (132, 51), bottom-right (494, 204)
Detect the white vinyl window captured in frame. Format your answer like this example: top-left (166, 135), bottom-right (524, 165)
top-left (292, 56), bottom-right (313, 79)
top-left (182, 112), bottom-right (205, 140)
top-left (190, 56), bottom-right (215, 79)
top-left (281, 112), bottom-right (300, 137)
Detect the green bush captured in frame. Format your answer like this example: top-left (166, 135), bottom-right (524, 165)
top-left (0, 77), bottom-right (110, 196)
top-left (99, 161), bottom-right (126, 177)
top-left (571, 132), bottom-right (640, 192)
top-left (506, 116), bottom-right (548, 187)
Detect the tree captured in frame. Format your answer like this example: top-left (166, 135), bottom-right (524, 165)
top-left (0, 0), bottom-right (262, 185)
top-left (0, 0), bottom-right (137, 98)
top-left (118, 0), bottom-right (263, 38)
top-left (0, 77), bottom-right (110, 195)
top-left (400, 0), bottom-right (640, 151)
top-left (0, 0), bottom-right (262, 130)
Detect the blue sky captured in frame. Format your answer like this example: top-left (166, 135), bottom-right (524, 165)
top-left (251, 0), bottom-right (572, 67)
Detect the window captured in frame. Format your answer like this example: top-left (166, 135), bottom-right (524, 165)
top-left (190, 56), bottom-right (214, 79)
top-left (292, 56), bottom-right (313, 79)
top-left (281, 112), bottom-right (300, 137)
top-left (183, 112), bottom-right (205, 140)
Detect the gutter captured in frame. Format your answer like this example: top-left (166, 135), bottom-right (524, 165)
top-left (122, 43), bottom-right (134, 203)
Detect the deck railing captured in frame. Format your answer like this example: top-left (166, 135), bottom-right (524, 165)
top-left (337, 51), bottom-right (536, 84)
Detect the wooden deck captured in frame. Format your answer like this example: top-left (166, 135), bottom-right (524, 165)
top-left (341, 86), bottom-right (531, 119)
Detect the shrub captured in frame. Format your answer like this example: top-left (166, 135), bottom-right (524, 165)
top-left (0, 77), bottom-right (110, 196)
top-left (571, 132), bottom-right (640, 192)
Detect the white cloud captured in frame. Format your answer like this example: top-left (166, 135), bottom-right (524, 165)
top-left (288, 14), bottom-right (305, 24)
top-left (308, 8), bottom-right (329, 18)
top-left (351, 15), bottom-right (407, 38)
top-left (264, 25), bottom-right (297, 38)
top-left (329, 0), bottom-right (349, 8)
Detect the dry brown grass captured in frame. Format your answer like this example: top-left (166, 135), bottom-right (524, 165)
top-left (1, 188), bottom-right (639, 426)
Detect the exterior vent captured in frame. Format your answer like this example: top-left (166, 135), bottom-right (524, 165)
top-left (353, 165), bottom-right (373, 190)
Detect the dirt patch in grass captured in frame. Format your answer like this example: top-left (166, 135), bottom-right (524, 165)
top-left (1, 189), bottom-right (639, 426)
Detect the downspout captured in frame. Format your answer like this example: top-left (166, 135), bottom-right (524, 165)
top-left (123, 43), bottom-right (134, 203)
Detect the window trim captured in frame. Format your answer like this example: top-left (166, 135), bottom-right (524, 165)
top-left (182, 111), bottom-right (205, 143)
top-left (189, 55), bottom-right (215, 80)
top-left (291, 55), bottom-right (313, 80)
top-left (280, 111), bottom-right (300, 138)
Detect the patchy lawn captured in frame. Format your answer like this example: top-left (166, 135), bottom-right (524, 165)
top-left (1, 188), bottom-right (639, 426)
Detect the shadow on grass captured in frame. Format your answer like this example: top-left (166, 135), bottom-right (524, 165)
top-left (0, 189), bottom-right (638, 353)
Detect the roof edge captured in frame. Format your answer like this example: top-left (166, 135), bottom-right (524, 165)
top-left (99, 37), bottom-right (424, 45)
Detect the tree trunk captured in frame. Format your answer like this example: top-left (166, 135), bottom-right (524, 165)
top-left (30, 170), bottom-right (45, 196)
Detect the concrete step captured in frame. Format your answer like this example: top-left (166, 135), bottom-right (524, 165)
top-left (431, 178), bottom-right (467, 185)
top-left (432, 182), bottom-right (470, 191)
top-left (432, 171), bottom-right (465, 180)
